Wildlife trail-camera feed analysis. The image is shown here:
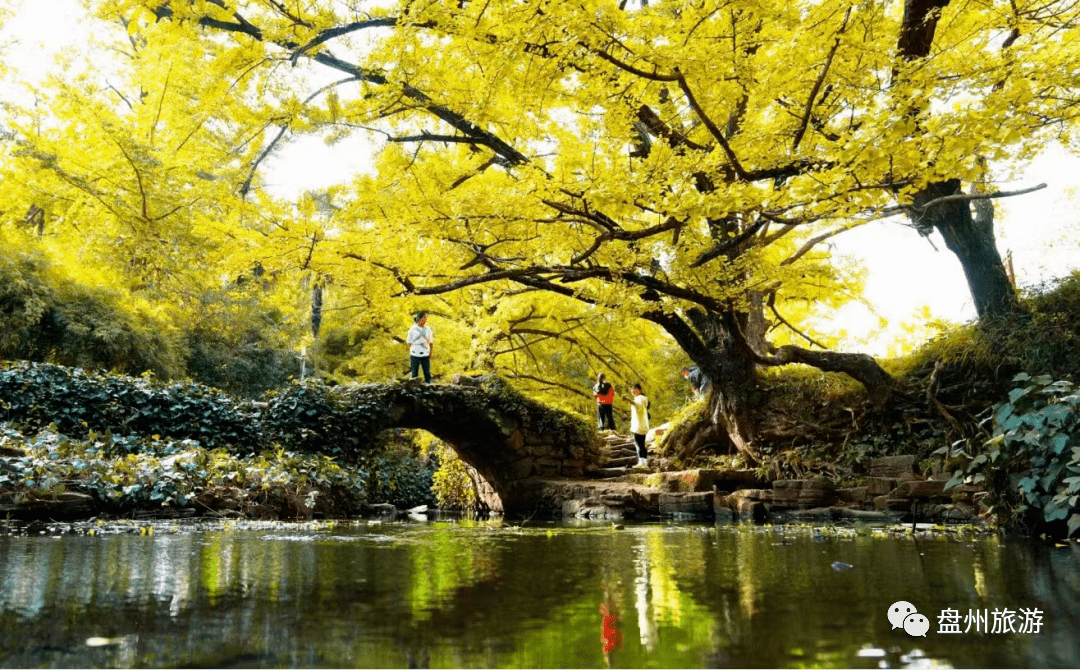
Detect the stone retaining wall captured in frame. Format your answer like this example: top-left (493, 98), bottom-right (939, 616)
top-left (537, 456), bottom-right (987, 524)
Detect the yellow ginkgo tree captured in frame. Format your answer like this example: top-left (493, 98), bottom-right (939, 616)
top-left (45, 0), bottom-right (1080, 460)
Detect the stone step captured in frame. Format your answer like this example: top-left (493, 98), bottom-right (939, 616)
top-left (600, 448), bottom-right (639, 459)
top-left (602, 455), bottom-right (640, 469)
top-left (652, 468), bottom-right (768, 494)
top-left (587, 467), bottom-right (638, 479)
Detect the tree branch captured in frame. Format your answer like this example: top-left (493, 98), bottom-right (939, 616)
top-left (757, 345), bottom-right (893, 404)
top-left (341, 253), bottom-right (416, 292)
top-left (112, 139), bottom-right (149, 220)
top-left (691, 216), bottom-right (770, 267)
top-left (780, 221), bottom-right (864, 266)
top-left (675, 72), bottom-right (749, 179)
top-left (912, 182), bottom-right (1047, 212)
top-left (503, 373), bottom-right (592, 399)
top-left (240, 123), bottom-right (288, 198)
top-left (792, 8), bottom-right (851, 152)
top-left (592, 48), bottom-right (681, 81)
top-left (153, 2), bottom-right (531, 167)
top-left (290, 18), bottom-right (399, 64)
top-left (388, 132), bottom-right (494, 145)
top-left (767, 299), bottom-right (826, 349)
top-left (240, 76), bottom-right (359, 198)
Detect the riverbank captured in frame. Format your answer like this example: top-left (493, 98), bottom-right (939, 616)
top-left (3, 273), bottom-right (1078, 531)
top-left (658, 272), bottom-right (1080, 538)
top-left (1, 423), bottom-right (985, 528)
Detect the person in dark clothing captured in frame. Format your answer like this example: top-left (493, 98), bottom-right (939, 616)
top-left (681, 366), bottom-right (712, 397)
top-left (593, 373), bottom-right (616, 430)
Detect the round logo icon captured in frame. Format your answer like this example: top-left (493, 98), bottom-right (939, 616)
top-left (887, 601), bottom-right (918, 629)
top-left (903, 613), bottom-right (930, 637)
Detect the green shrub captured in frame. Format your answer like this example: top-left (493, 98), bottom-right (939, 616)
top-left (0, 360), bottom-right (259, 450)
top-left (946, 373), bottom-right (1080, 537)
top-left (186, 324), bottom-right (296, 399)
top-left (0, 362), bottom-right (402, 459)
top-left (182, 285), bottom-right (300, 398)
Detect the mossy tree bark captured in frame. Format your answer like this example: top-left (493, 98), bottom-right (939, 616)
top-left (649, 306), bottom-right (893, 465)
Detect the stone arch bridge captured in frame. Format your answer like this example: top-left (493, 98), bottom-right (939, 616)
top-left (332, 376), bottom-right (602, 514)
top-left (0, 362), bottom-right (603, 516)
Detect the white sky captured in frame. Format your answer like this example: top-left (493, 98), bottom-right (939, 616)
top-left (3, 0), bottom-right (1078, 356)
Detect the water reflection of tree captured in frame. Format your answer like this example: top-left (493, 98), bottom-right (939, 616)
top-left (3, 527), bottom-right (1078, 668)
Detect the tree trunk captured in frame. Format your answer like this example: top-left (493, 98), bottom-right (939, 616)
top-left (650, 302), bottom-right (895, 465)
top-left (893, 0), bottom-right (1021, 322)
top-left (651, 308), bottom-right (764, 464)
top-left (912, 179), bottom-right (1020, 320)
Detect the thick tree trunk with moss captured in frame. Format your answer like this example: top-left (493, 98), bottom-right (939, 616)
top-left (648, 309), bottom-right (762, 463)
top-left (651, 305), bottom-right (894, 465)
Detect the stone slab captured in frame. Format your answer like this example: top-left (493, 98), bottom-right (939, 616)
top-left (891, 480), bottom-right (948, 500)
top-left (715, 491), bottom-right (767, 522)
top-left (867, 477), bottom-right (897, 496)
top-left (870, 455), bottom-right (920, 480)
top-left (773, 477), bottom-right (835, 491)
top-left (786, 507), bottom-right (897, 522)
top-left (837, 487), bottom-right (870, 505)
top-left (656, 469), bottom-right (768, 493)
top-left (660, 491), bottom-right (715, 518)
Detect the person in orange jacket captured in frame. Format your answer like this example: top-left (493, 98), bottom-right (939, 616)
top-left (593, 373), bottom-right (616, 431)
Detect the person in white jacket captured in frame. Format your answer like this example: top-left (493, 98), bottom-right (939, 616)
top-left (406, 312), bottom-right (434, 383)
top-left (629, 383), bottom-right (650, 467)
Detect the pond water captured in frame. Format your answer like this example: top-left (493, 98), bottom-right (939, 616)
top-left (1, 518), bottom-right (1078, 668)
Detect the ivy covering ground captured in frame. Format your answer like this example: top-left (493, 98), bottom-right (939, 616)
top-left (0, 361), bottom-right (447, 518)
top-left (0, 424), bottom-right (367, 519)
